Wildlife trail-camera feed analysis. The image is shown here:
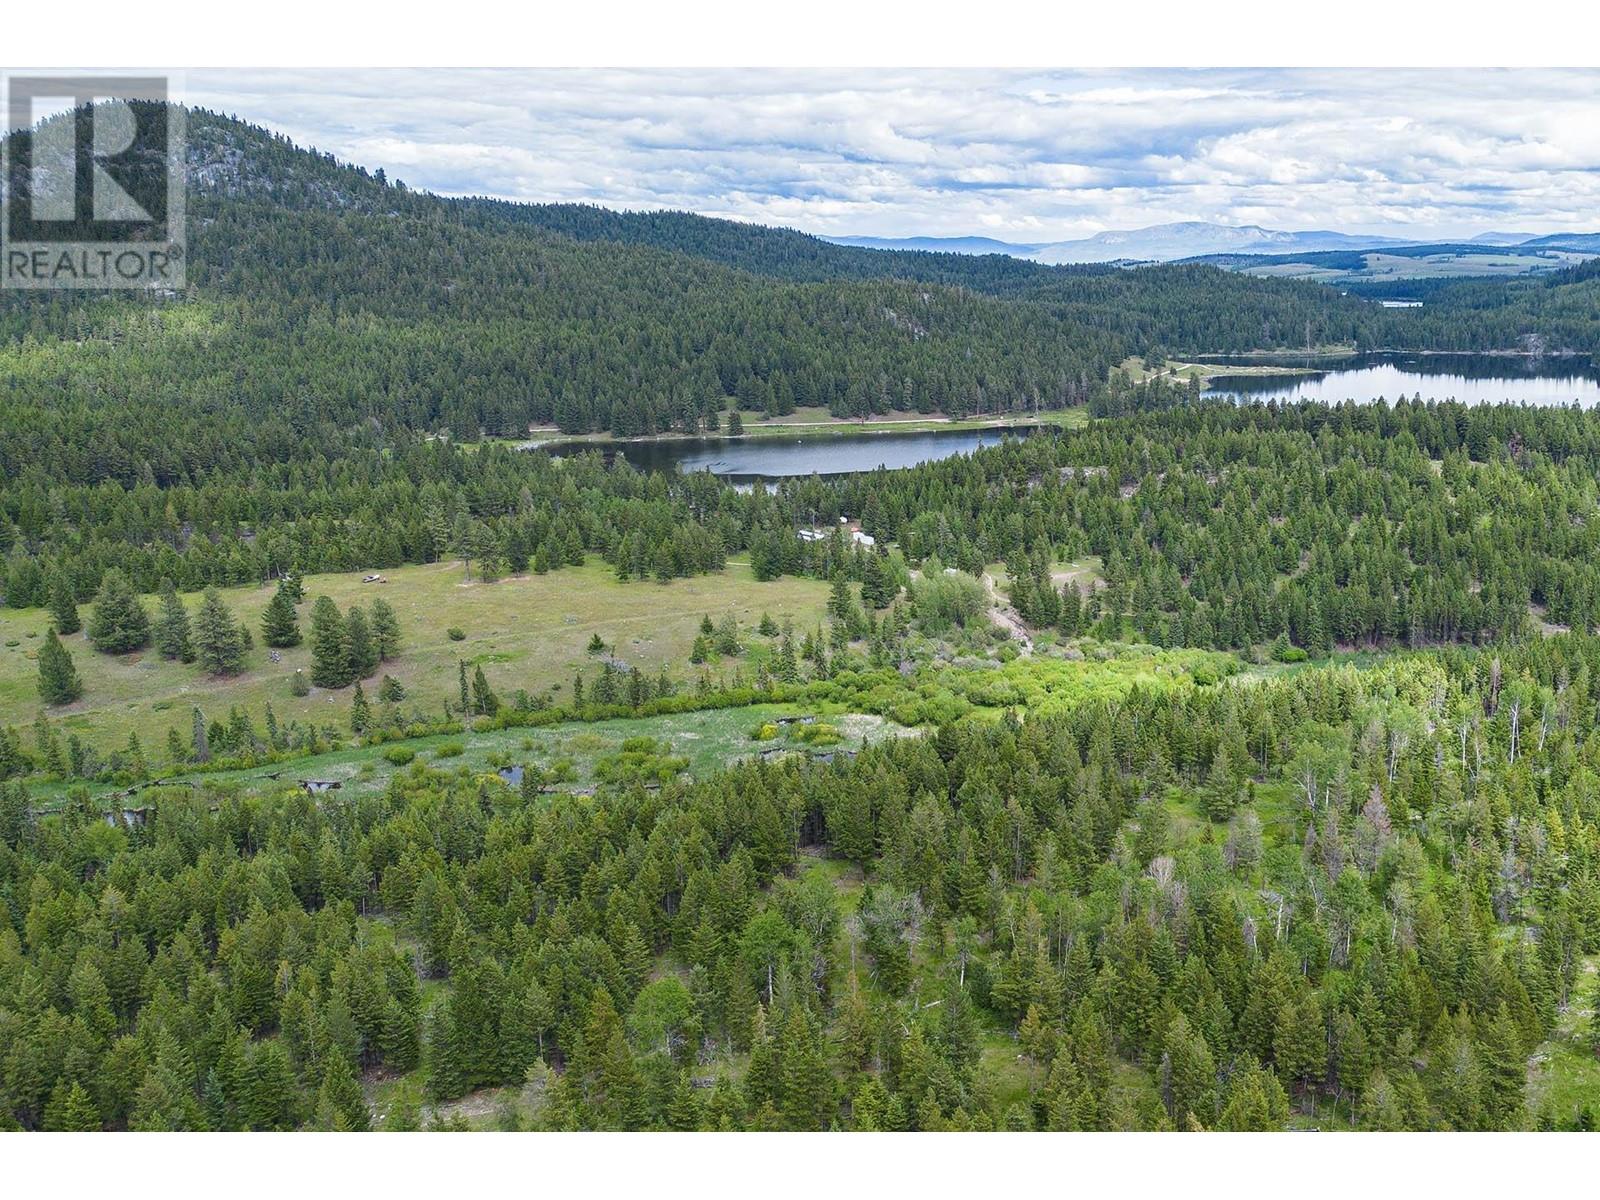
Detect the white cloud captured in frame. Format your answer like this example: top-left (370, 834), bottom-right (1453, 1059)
top-left (182, 68), bottom-right (1600, 240)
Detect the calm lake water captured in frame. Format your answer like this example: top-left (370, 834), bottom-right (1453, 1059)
top-left (546, 427), bottom-right (1034, 481)
top-left (535, 354), bottom-right (1600, 480)
top-left (1202, 352), bottom-right (1600, 407)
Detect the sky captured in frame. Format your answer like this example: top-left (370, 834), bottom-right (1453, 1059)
top-left (181, 68), bottom-right (1600, 242)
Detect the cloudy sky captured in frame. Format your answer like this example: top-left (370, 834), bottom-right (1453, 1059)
top-left (183, 68), bottom-right (1600, 242)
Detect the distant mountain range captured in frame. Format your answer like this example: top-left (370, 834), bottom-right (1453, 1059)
top-left (823, 221), bottom-right (1600, 264)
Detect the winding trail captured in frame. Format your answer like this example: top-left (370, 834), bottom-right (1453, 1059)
top-left (982, 573), bottom-right (1033, 655)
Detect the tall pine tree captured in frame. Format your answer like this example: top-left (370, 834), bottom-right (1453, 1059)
top-left (37, 629), bottom-right (83, 705)
top-left (87, 569), bottom-right (150, 654)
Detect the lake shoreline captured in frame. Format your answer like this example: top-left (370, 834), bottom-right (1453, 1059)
top-left (511, 408), bottom-right (1084, 451)
top-left (1195, 347), bottom-right (1594, 362)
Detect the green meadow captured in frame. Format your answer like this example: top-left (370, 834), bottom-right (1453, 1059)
top-left (0, 559), bottom-right (832, 751)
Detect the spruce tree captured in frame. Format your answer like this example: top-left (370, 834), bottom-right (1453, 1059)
top-left (260, 586), bottom-right (301, 648)
top-left (153, 579), bottom-right (194, 662)
top-left (87, 569), bottom-right (151, 654)
top-left (37, 629), bottom-right (83, 705)
top-left (345, 607), bottom-right (378, 678)
top-left (314, 1054), bottom-right (370, 1131)
top-left (193, 589), bottom-right (247, 676)
top-left (350, 682), bottom-right (372, 734)
top-left (370, 598), bottom-right (401, 660)
top-left (472, 666), bottom-right (499, 717)
top-left (861, 552), bottom-right (891, 609)
top-left (191, 707), bottom-right (211, 763)
top-left (309, 597), bottom-right (351, 688)
top-left (44, 1080), bottom-right (101, 1131)
top-left (47, 569), bottom-right (81, 635)
top-left (779, 1007), bottom-right (834, 1131)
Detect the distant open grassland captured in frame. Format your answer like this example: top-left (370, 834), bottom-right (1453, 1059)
top-left (1243, 249), bottom-right (1593, 284)
top-left (0, 560), bottom-right (832, 750)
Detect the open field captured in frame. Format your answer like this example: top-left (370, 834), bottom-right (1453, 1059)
top-left (1118, 354), bottom-right (1322, 386)
top-left (1242, 248), bottom-right (1593, 285)
top-left (0, 559), bottom-right (832, 752)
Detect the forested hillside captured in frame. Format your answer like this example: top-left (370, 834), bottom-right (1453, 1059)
top-left (5, 102), bottom-right (1600, 1136)
top-left (3, 636), bottom-right (1597, 1130)
top-left (12, 393), bottom-right (1600, 666)
top-left (1368, 257), bottom-right (1600, 355)
top-left (1, 106), bottom-right (1393, 455)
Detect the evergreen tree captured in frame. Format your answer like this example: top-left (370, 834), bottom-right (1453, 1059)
top-left (350, 682), bottom-right (372, 734)
top-left (779, 1007), bottom-right (834, 1131)
top-left (36, 629), bottom-right (83, 705)
top-left (87, 569), bottom-right (151, 654)
top-left (153, 579), bottom-right (194, 662)
top-left (192, 707), bottom-right (211, 763)
top-left (193, 588), bottom-right (247, 676)
top-left (260, 586), bottom-right (301, 648)
top-left (43, 1080), bottom-right (100, 1131)
top-left (345, 607), bottom-right (378, 679)
top-left (371, 599), bottom-right (401, 660)
top-left (861, 552), bottom-right (892, 609)
top-left (310, 597), bottom-right (351, 688)
top-left (472, 666), bottom-right (500, 717)
top-left (315, 1058), bottom-right (369, 1131)
top-left (47, 569), bottom-right (81, 635)
top-left (1161, 1013), bottom-right (1217, 1128)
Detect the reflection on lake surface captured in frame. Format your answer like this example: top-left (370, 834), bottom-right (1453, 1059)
top-left (1202, 352), bottom-right (1600, 407)
top-left (544, 426), bottom-right (1035, 480)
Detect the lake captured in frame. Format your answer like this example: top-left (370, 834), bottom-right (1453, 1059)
top-left (1202, 352), bottom-right (1600, 407)
top-left (544, 426), bottom-right (1036, 481)
top-left (535, 354), bottom-right (1600, 480)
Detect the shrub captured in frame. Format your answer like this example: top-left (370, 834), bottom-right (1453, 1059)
top-left (1271, 635), bottom-right (1308, 663)
top-left (791, 722), bottom-right (841, 746)
top-left (383, 746), bottom-right (416, 766)
top-left (447, 627), bottom-right (466, 641)
top-left (752, 722), bottom-right (780, 741)
top-left (433, 742), bottom-right (465, 759)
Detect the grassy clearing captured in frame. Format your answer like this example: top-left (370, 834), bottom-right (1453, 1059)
top-left (1527, 955), bottom-right (1600, 1127)
top-left (1117, 354), bottom-right (1325, 386)
top-left (509, 406), bottom-right (1087, 450)
top-left (0, 559), bottom-right (831, 752)
top-left (40, 703), bottom-right (910, 805)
